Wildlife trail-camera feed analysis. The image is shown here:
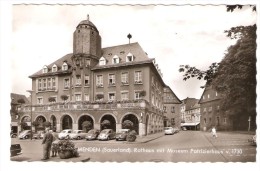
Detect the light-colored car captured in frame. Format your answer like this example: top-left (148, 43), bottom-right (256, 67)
top-left (164, 127), bottom-right (174, 135)
top-left (86, 129), bottom-right (100, 140)
top-left (18, 130), bottom-right (32, 139)
top-left (115, 129), bottom-right (130, 141)
top-left (58, 129), bottom-right (72, 140)
top-left (97, 129), bottom-right (116, 141)
top-left (69, 130), bottom-right (88, 140)
top-left (32, 131), bottom-right (44, 139)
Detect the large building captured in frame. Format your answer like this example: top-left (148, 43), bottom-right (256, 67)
top-left (18, 16), bottom-right (174, 136)
top-left (163, 86), bottom-right (182, 128)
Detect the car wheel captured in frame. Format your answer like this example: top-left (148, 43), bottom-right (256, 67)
top-left (25, 135), bottom-right (29, 139)
top-left (107, 136), bottom-right (110, 140)
top-left (77, 136), bottom-right (81, 140)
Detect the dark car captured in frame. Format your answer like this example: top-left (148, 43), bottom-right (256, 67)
top-left (97, 129), bottom-right (116, 141)
top-left (115, 129), bottom-right (130, 141)
top-left (10, 144), bottom-right (22, 157)
top-left (86, 129), bottom-right (100, 140)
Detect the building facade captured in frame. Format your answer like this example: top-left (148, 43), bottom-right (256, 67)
top-left (180, 97), bottom-right (200, 130)
top-left (163, 86), bottom-right (182, 128)
top-left (199, 85), bottom-right (233, 131)
top-left (19, 17), bottom-right (169, 136)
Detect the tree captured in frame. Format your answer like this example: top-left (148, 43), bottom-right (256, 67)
top-left (122, 120), bottom-right (134, 130)
top-left (20, 121), bottom-right (28, 130)
top-left (43, 121), bottom-right (52, 128)
top-left (32, 120), bottom-right (40, 132)
top-left (81, 121), bottom-right (92, 132)
top-left (101, 120), bottom-right (111, 129)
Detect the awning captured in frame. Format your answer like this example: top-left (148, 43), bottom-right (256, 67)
top-left (181, 122), bottom-right (200, 127)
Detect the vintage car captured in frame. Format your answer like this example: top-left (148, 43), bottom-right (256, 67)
top-left (97, 129), bottom-right (116, 141)
top-left (32, 131), bottom-right (44, 139)
top-left (58, 129), bottom-right (72, 140)
top-left (18, 130), bottom-right (32, 139)
top-left (85, 129), bottom-right (100, 140)
top-left (10, 144), bottom-right (22, 157)
top-left (115, 129), bottom-right (130, 141)
top-left (164, 127), bottom-right (174, 135)
top-left (69, 130), bottom-right (88, 140)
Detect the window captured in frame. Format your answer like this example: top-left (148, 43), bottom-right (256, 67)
top-left (47, 78), bottom-right (51, 90)
top-left (75, 94), bottom-right (81, 101)
top-left (171, 106), bottom-right (175, 113)
top-left (64, 78), bottom-right (70, 89)
top-left (85, 59), bottom-right (90, 67)
top-left (224, 118), bottom-right (227, 124)
top-left (134, 71), bottom-right (142, 83)
top-left (217, 105), bottom-right (220, 110)
top-left (42, 66), bottom-right (48, 73)
top-left (99, 57), bottom-right (106, 65)
top-left (38, 79), bottom-right (42, 91)
top-left (76, 75), bottom-right (81, 86)
top-left (62, 62), bottom-right (68, 71)
top-left (216, 91), bottom-right (218, 96)
top-left (52, 64), bottom-right (57, 72)
top-left (126, 53), bottom-right (134, 62)
top-left (204, 118), bottom-right (206, 124)
top-left (121, 92), bottom-right (129, 101)
top-left (85, 94), bottom-right (90, 101)
top-left (203, 108), bottom-right (207, 112)
top-left (113, 55), bottom-right (120, 64)
top-left (171, 118), bottom-right (175, 126)
top-left (84, 75), bottom-right (90, 86)
top-left (52, 78), bottom-right (56, 89)
top-left (208, 94), bottom-right (210, 98)
top-left (108, 93), bottom-right (116, 101)
top-left (43, 79), bottom-right (47, 90)
top-left (208, 106), bottom-right (212, 112)
top-left (217, 117), bottom-right (220, 126)
top-left (96, 75), bottom-right (103, 87)
top-left (121, 72), bottom-right (128, 84)
top-left (134, 92), bottom-right (141, 100)
top-left (108, 74), bottom-right (115, 85)
top-left (163, 106), bottom-right (167, 113)
top-left (151, 93), bottom-right (155, 105)
top-left (37, 97), bottom-right (43, 104)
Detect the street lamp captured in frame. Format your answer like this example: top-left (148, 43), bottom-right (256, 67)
top-left (27, 90), bottom-right (34, 140)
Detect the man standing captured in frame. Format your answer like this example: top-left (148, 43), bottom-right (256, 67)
top-left (42, 128), bottom-right (54, 160)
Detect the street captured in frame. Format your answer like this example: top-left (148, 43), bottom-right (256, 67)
top-left (11, 131), bottom-right (256, 162)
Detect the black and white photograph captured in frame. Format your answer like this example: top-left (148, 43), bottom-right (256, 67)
top-left (0, 0), bottom-right (259, 171)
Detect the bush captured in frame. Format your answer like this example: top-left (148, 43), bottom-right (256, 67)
top-left (126, 130), bottom-right (137, 142)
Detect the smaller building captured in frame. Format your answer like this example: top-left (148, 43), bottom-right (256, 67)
top-left (163, 86), bottom-right (182, 128)
top-left (180, 97), bottom-right (200, 130)
top-left (10, 93), bottom-right (30, 134)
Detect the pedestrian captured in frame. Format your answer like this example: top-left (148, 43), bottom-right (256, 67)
top-left (211, 126), bottom-right (217, 138)
top-left (51, 130), bottom-right (59, 157)
top-left (41, 127), bottom-right (54, 160)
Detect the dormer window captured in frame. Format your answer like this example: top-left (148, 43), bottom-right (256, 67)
top-left (62, 62), bottom-right (68, 71)
top-left (42, 65), bottom-right (48, 73)
top-left (99, 57), bottom-right (106, 66)
top-left (126, 53), bottom-right (134, 62)
top-left (112, 55), bottom-right (120, 64)
top-left (52, 64), bottom-right (57, 72)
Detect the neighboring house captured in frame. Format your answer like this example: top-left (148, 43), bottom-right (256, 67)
top-left (163, 86), bottom-right (182, 128)
top-left (199, 85), bottom-right (232, 131)
top-left (10, 93), bottom-right (30, 134)
top-left (18, 16), bottom-right (169, 136)
top-left (180, 97), bottom-right (200, 130)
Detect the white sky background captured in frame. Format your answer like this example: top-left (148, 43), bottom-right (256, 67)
top-left (11, 4), bottom-right (257, 99)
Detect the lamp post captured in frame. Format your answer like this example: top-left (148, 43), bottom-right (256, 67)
top-left (27, 90), bottom-right (34, 140)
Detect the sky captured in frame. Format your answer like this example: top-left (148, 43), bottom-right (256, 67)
top-left (10, 4), bottom-right (257, 100)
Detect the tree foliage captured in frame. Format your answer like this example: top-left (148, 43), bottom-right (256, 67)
top-left (101, 120), bottom-right (111, 129)
top-left (122, 120), bottom-right (134, 130)
top-left (82, 121), bottom-right (93, 132)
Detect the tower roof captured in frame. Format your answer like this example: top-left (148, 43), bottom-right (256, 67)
top-left (76, 15), bottom-right (98, 31)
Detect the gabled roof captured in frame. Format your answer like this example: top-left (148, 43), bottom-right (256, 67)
top-left (11, 93), bottom-right (30, 105)
top-left (163, 86), bottom-right (182, 104)
top-left (182, 97), bottom-right (199, 111)
top-left (198, 85), bottom-right (221, 104)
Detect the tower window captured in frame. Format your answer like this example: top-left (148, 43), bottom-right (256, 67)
top-left (62, 62), bottom-right (68, 71)
top-left (112, 55), bottom-right (120, 64)
top-left (126, 53), bottom-right (134, 62)
top-left (42, 65), bottom-right (48, 73)
top-left (52, 64), bottom-right (57, 72)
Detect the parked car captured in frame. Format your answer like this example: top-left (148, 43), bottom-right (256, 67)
top-left (18, 130), bottom-right (32, 139)
top-left (85, 129), bottom-right (100, 140)
top-left (173, 127), bottom-right (180, 133)
top-left (164, 127), bottom-right (174, 135)
top-left (58, 129), bottom-right (72, 140)
top-left (10, 144), bottom-right (22, 157)
top-left (115, 129), bottom-right (130, 141)
top-left (32, 131), bottom-right (44, 139)
top-left (98, 129), bottom-right (116, 141)
top-left (10, 133), bottom-right (17, 138)
top-left (69, 130), bottom-right (88, 140)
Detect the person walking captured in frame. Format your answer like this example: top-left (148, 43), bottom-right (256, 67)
top-left (41, 127), bottom-right (54, 160)
top-left (211, 126), bottom-right (217, 138)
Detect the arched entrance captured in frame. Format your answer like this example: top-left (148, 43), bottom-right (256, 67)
top-left (78, 115), bottom-right (94, 132)
top-left (20, 116), bottom-right (31, 131)
top-left (100, 114), bottom-right (116, 131)
top-left (35, 115), bottom-right (46, 131)
top-left (121, 114), bottom-right (139, 134)
top-left (61, 115), bottom-right (73, 130)
top-left (50, 115), bottom-right (57, 132)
